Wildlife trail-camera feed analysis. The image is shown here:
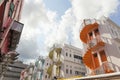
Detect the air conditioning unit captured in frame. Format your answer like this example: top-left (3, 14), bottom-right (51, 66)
top-left (11, 20), bottom-right (24, 32)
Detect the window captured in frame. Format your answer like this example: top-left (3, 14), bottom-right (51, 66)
top-left (94, 28), bottom-right (99, 36)
top-left (88, 32), bottom-right (93, 40)
top-left (111, 29), bottom-right (114, 34)
top-left (75, 71), bottom-right (79, 75)
top-left (119, 46), bottom-right (120, 50)
top-left (80, 72), bottom-right (85, 76)
top-left (94, 28), bottom-right (99, 33)
top-left (115, 31), bottom-right (118, 36)
top-left (69, 54), bottom-right (71, 57)
top-left (74, 55), bottom-right (82, 60)
top-left (66, 52), bottom-right (68, 56)
top-left (8, 1), bottom-right (15, 17)
top-left (66, 69), bottom-right (68, 74)
top-left (47, 63), bottom-right (48, 65)
top-left (45, 75), bottom-right (47, 78)
top-left (70, 69), bottom-right (72, 74)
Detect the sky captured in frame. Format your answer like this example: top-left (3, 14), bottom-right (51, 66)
top-left (16, 0), bottom-right (120, 64)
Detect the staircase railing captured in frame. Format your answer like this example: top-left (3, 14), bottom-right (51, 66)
top-left (92, 61), bottom-right (115, 75)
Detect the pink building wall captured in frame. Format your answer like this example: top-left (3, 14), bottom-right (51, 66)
top-left (0, 0), bottom-right (23, 55)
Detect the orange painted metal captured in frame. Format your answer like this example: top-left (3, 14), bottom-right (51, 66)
top-left (80, 20), bottom-right (115, 75)
top-left (80, 23), bottom-right (99, 43)
top-left (99, 50), bottom-right (107, 62)
top-left (83, 41), bottom-right (105, 70)
top-left (81, 22), bottom-right (105, 70)
top-left (93, 53), bottom-right (100, 69)
top-left (90, 41), bottom-right (105, 51)
top-left (83, 50), bottom-right (95, 70)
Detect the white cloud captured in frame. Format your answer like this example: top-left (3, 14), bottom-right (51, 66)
top-left (44, 8), bottom-right (75, 49)
top-left (17, 0), bottom-right (58, 61)
top-left (17, 0), bottom-right (120, 63)
top-left (71, 0), bottom-right (119, 20)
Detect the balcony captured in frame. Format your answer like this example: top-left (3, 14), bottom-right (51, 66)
top-left (87, 36), bottom-right (105, 51)
top-left (92, 61), bottom-right (115, 75)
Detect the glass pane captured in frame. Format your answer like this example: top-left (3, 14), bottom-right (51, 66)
top-left (10, 2), bottom-right (15, 11)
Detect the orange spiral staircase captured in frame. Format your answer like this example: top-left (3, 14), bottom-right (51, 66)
top-left (80, 19), bottom-right (115, 75)
top-left (80, 20), bottom-right (111, 74)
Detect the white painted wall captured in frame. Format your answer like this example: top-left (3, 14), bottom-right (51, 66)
top-left (61, 44), bottom-right (87, 78)
top-left (97, 18), bottom-right (120, 72)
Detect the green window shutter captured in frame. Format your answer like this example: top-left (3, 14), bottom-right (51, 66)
top-left (0, 0), bottom-right (3, 4)
top-left (0, 0), bottom-right (2, 3)
top-left (8, 2), bottom-right (15, 17)
top-left (10, 2), bottom-right (14, 11)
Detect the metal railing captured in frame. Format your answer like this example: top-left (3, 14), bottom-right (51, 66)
top-left (93, 61), bottom-right (115, 75)
top-left (85, 35), bottom-right (110, 50)
top-left (93, 64), bottom-right (105, 75)
top-left (86, 35), bottom-right (102, 49)
top-left (81, 19), bottom-right (99, 29)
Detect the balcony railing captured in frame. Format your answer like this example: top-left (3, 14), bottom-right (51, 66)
top-left (81, 19), bottom-right (99, 28)
top-left (86, 36), bottom-right (105, 50)
top-left (88, 38), bottom-right (97, 48)
top-left (93, 64), bottom-right (105, 75)
top-left (102, 61), bottom-right (115, 73)
top-left (92, 61), bottom-right (115, 75)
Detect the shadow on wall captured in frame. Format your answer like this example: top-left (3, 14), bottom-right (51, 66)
top-left (105, 42), bottom-right (120, 63)
top-left (109, 62), bottom-right (120, 72)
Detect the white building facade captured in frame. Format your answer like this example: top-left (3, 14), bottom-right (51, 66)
top-left (61, 44), bottom-right (87, 78)
top-left (80, 17), bottom-right (120, 75)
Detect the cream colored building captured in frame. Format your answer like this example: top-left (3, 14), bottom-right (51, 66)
top-left (61, 44), bottom-right (87, 78)
top-left (42, 44), bottom-right (87, 80)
